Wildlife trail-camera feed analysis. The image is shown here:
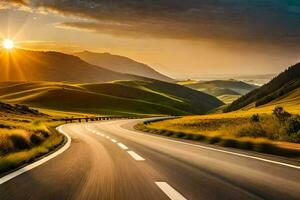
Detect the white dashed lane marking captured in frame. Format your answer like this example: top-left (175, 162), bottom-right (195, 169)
top-left (127, 151), bottom-right (145, 161)
top-left (155, 182), bottom-right (187, 200)
top-left (117, 143), bottom-right (128, 150)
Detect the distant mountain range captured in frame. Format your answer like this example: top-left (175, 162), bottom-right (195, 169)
top-left (75, 51), bottom-right (174, 82)
top-left (225, 62), bottom-right (300, 112)
top-left (178, 80), bottom-right (258, 104)
top-left (0, 49), bottom-right (145, 82)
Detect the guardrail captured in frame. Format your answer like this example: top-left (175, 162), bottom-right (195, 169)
top-left (52, 116), bottom-right (138, 123)
top-left (143, 116), bottom-right (178, 125)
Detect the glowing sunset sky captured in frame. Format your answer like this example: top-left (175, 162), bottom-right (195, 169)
top-left (0, 0), bottom-right (300, 79)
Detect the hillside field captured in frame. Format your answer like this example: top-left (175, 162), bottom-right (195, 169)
top-left (178, 80), bottom-right (258, 104)
top-left (0, 109), bottom-right (64, 174)
top-left (0, 80), bottom-right (223, 116)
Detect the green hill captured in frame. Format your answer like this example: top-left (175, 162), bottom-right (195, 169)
top-left (179, 80), bottom-right (258, 104)
top-left (0, 49), bottom-right (146, 82)
top-left (0, 80), bottom-right (224, 116)
top-left (75, 51), bottom-right (174, 82)
top-left (225, 62), bottom-right (300, 112)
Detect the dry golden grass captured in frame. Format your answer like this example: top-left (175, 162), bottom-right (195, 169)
top-left (0, 130), bottom-right (64, 173)
top-left (0, 112), bottom-right (64, 174)
top-left (143, 108), bottom-right (300, 156)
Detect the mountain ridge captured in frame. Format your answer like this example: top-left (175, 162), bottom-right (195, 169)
top-left (0, 48), bottom-right (146, 82)
top-left (75, 51), bottom-right (174, 82)
top-left (225, 62), bottom-right (300, 112)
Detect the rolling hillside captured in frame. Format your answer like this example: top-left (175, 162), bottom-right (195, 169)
top-left (0, 80), bottom-right (224, 116)
top-left (0, 49), bottom-right (145, 82)
top-left (0, 101), bottom-right (41, 115)
top-left (179, 80), bottom-right (258, 104)
top-left (75, 51), bottom-right (174, 82)
top-left (225, 62), bottom-right (300, 112)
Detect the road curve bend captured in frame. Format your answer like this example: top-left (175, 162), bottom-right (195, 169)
top-left (0, 119), bottom-right (300, 200)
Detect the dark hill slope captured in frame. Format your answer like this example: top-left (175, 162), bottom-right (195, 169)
top-left (0, 101), bottom-right (40, 115)
top-left (225, 63), bottom-right (300, 112)
top-left (0, 49), bottom-right (145, 82)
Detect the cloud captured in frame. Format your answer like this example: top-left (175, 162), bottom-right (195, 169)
top-left (2, 0), bottom-right (300, 46)
top-left (0, 0), bottom-right (29, 10)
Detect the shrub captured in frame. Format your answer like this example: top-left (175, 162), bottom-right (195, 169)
top-left (273, 106), bottom-right (291, 122)
top-left (0, 124), bottom-right (12, 129)
top-left (219, 138), bottom-right (237, 147)
top-left (208, 136), bottom-right (221, 144)
top-left (183, 134), bottom-right (194, 140)
top-left (237, 140), bottom-right (253, 150)
top-left (288, 130), bottom-right (300, 143)
top-left (250, 114), bottom-right (260, 122)
top-left (164, 131), bottom-right (174, 137)
top-left (40, 130), bottom-right (50, 138)
top-left (286, 117), bottom-right (300, 134)
top-left (9, 134), bottom-right (30, 150)
top-left (30, 134), bottom-right (43, 145)
top-left (192, 134), bottom-right (206, 141)
top-left (158, 129), bottom-right (167, 135)
top-left (253, 141), bottom-right (275, 153)
top-left (235, 123), bottom-right (267, 138)
top-left (174, 132), bottom-right (186, 138)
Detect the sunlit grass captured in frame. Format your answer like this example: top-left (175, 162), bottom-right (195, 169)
top-left (0, 131), bottom-right (64, 174)
top-left (177, 80), bottom-right (198, 85)
top-left (0, 80), bottom-right (206, 116)
top-left (137, 109), bottom-right (300, 156)
top-left (0, 111), bottom-right (65, 174)
top-left (217, 94), bottom-right (241, 104)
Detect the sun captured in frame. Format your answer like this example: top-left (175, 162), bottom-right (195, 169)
top-left (3, 39), bottom-right (14, 49)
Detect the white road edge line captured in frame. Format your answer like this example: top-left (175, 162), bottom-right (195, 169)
top-left (0, 125), bottom-right (71, 185)
top-left (127, 151), bottom-right (145, 161)
top-left (117, 143), bottom-right (128, 150)
top-left (111, 139), bottom-right (117, 143)
top-left (155, 182), bottom-right (187, 200)
top-left (121, 123), bottom-right (300, 170)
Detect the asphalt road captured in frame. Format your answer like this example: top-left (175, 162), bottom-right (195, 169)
top-left (1, 119), bottom-right (300, 200)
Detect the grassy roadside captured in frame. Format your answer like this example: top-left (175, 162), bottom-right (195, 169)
top-left (0, 115), bottom-right (65, 175)
top-left (135, 123), bottom-right (300, 157)
top-left (135, 109), bottom-right (300, 157)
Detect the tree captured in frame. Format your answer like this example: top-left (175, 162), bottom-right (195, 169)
top-left (273, 106), bottom-right (291, 122)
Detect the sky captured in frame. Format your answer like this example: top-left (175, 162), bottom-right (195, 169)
top-left (0, 0), bottom-right (300, 79)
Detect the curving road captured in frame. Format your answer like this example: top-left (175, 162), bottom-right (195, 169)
top-left (1, 119), bottom-right (300, 200)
